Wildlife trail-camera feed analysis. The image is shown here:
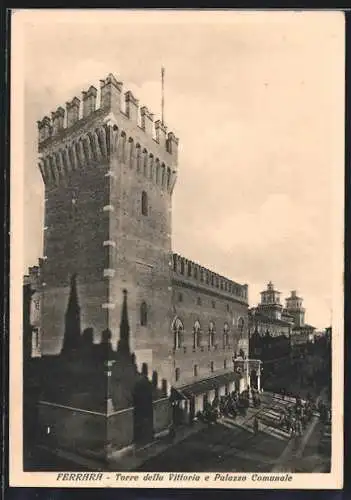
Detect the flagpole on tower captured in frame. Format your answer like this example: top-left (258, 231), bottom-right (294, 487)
top-left (161, 66), bottom-right (165, 125)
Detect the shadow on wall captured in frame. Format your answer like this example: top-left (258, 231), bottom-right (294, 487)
top-left (23, 277), bottom-right (170, 454)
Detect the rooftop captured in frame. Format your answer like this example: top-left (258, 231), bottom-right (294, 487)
top-left (172, 253), bottom-right (248, 303)
top-left (249, 309), bottom-right (292, 326)
top-left (292, 324), bottom-right (315, 331)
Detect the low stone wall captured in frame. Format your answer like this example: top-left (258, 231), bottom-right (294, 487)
top-left (38, 396), bottom-right (172, 460)
top-left (38, 401), bottom-right (106, 458)
top-left (107, 407), bottom-right (134, 451)
top-left (153, 397), bottom-right (172, 435)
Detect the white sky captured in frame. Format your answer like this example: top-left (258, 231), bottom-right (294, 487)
top-left (18, 10), bottom-right (344, 329)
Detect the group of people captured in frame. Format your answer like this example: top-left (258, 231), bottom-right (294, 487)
top-left (196, 388), bottom-right (257, 424)
top-left (318, 400), bottom-right (331, 424)
top-left (277, 393), bottom-right (316, 437)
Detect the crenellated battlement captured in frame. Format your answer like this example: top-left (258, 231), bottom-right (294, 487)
top-left (37, 72), bottom-right (179, 158)
top-left (172, 253), bottom-right (248, 304)
top-left (37, 73), bottom-right (179, 192)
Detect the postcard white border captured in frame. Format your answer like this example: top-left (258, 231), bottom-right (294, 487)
top-left (9, 9), bottom-right (344, 489)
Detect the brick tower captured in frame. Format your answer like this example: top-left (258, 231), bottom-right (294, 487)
top-left (285, 290), bottom-right (305, 327)
top-left (37, 73), bottom-right (179, 386)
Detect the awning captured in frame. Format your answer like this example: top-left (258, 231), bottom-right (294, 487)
top-left (176, 371), bottom-right (242, 399)
top-left (170, 387), bottom-right (187, 402)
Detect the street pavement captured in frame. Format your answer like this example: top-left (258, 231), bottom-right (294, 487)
top-left (137, 393), bottom-right (319, 473)
top-left (26, 392), bottom-right (328, 473)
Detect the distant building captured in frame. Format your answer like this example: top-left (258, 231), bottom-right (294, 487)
top-left (285, 290), bottom-right (315, 348)
top-left (325, 326), bottom-right (332, 345)
top-left (23, 263), bottom-right (43, 358)
top-left (249, 283), bottom-right (316, 364)
top-left (285, 290), bottom-right (305, 326)
top-left (249, 282), bottom-right (293, 368)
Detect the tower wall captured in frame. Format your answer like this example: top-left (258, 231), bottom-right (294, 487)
top-left (106, 92), bottom-right (177, 386)
top-left (41, 166), bottom-right (110, 352)
top-left (37, 74), bottom-right (179, 385)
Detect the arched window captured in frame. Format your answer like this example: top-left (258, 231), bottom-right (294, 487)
top-left (143, 149), bottom-right (148, 176)
top-left (128, 137), bottom-right (134, 167)
top-left (194, 364), bottom-right (198, 377)
top-left (175, 367), bottom-right (180, 382)
top-left (178, 292), bottom-right (183, 303)
top-left (193, 320), bottom-right (201, 348)
top-left (141, 191), bottom-right (148, 216)
top-left (238, 317), bottom-right (245, 337)
top-left (212, 300), bottom-right (216, 309)
top-left (120, 132), bottom-right (126, 162)
top-left (180, 260), bottom-right (185, 275)
top-left (149, 154), bottom-right (154, 180)
top-left (136, 144), bottom-right (141, 172)
top-left (167, 167), bottom-right (171, 189)
top-left (140, 301), bottom-right (148, 326)
top-left (187, 262), bottom-right (192, 277)
top-left (223, 322), bottom-right (229, 347)
top-left (155, 160), bottom-right (160, 184)
top-left (173, 254), bottom-right (177, 271)
top-left (194, 267), bottom-right (198, 279)
top-left (210, 361), bottom-right (214, 373)
top-left (209, 321), bottom-right (215, 347)
top-left (172, 317), bottom-right (184, 350)
top-left (197, 297), bottom-right (202, 306)
top-left (161, 163), bottom-right (166, 186)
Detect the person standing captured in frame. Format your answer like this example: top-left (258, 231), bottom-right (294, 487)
top-left (253, 416), bottom-right (259, 436)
